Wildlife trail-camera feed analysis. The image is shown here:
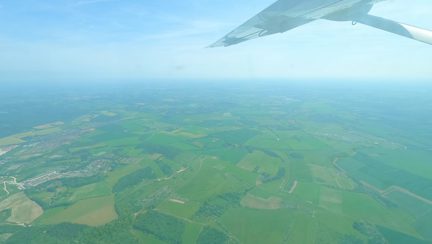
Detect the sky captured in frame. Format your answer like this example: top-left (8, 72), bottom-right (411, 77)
top-left (0, 0), bottom-right (431, 82)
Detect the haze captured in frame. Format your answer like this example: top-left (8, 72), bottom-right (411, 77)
top-left (0, 0), bottom-right (431, 82)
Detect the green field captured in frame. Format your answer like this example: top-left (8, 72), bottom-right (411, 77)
top-left (0, 83), bottom-right (431, 243)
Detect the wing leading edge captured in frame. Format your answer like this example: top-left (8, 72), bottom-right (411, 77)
top-left (209, 15), bottom-right (313, 47)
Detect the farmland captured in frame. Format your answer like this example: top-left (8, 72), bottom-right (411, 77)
top-left (0, 81), bottom-right (431, 243)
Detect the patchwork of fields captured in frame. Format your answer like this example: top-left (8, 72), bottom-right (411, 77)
top-left (0, 83), bottom-right (431, 243)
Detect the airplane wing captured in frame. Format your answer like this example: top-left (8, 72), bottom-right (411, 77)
top-left (210, 0), bottom-right (432, 47)
top-left (209, 14), bottom-right (313, 47)
top-left (210, 0), bottom-right (353, 47)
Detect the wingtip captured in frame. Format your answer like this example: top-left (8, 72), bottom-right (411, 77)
top-left (207, 41), bottom-right (226, 48)
top-left (206, 44), bottom-right (218, 48)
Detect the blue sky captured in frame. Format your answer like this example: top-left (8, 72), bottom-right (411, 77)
top-left (0, 0), bottom-right (431, 81)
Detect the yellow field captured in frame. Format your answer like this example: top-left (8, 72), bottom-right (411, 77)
top-left (309, 164), bottom-right (355, 190)
top-left (0, 192), bottom-right (43, 224)
top-left (0, 137), bottom-right (25, 146)
top-left (319, 187), bottom-right (343, 214)
top-left (0, 127), bottom-right (61, 146)
top-left (38, 195), bottom-right (117, 226)
top-left (241, 193), bottom-right (282, 209)
top-left (34, 121), bottom-right (64, 130)
top-left (237, 151), bottom-right (280, 175)
top-left (100, 111), bottom-right (117, 116)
